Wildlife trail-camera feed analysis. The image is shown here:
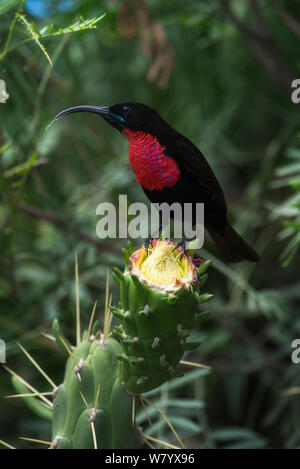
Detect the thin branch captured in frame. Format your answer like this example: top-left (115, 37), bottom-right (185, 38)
top-left (219, 0), bottom-right (291, 91)
top-left (248, 0), bottom-right (270, 35)
top-left (274, 2), bottom-right (300, 38)
top-left (11, 202), bottom-right (119, 254)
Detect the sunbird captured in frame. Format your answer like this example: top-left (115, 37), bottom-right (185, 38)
top-left (56, 102), bottom-right (259, 263)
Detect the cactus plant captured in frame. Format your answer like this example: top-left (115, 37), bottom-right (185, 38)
top-left (7, 318), bottom-right (141, 449)
top-left (4, 239), bottom-right (212, 449)
top-left (111, 239), bottom-right (212, 393)
top-left (50, 325), bottom-right (141, 449)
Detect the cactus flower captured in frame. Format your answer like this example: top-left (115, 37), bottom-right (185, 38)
top-left (130, 239), bottom-right (197, 292)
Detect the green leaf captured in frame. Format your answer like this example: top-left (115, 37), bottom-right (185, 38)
top-left (0, 0), bottom-right (20, 16)
top-left (286, 147), bottom-right (300, 159)
top-left (275, 162), bottom-right (300, 178)
top-left (224, 439), bottom-right (267, 449)
top-left (211, 427), bottom-right (262, 442)
top-left (156, 398), bottom-right (205, 409)
top-left (165, 416), bottom-right (201, 435)
top-left (145, 415), bottom-right (202, 438)
top-left (0, 141), bottom-right (12, 155)
top-left (144, 369), bottom-right (211, 397)
top-left (11, 376), bottom-right (52, 421)
top-left (42, 14), bottom-right (106, 39)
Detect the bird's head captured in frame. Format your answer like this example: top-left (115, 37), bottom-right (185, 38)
top-left (55, 101), bottom-right (162, 133)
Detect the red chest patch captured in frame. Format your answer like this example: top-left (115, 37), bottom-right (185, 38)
top-left (122, 129), bottom-right (180, 191)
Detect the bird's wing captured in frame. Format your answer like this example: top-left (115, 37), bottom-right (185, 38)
top-left (173, 138), bottom-right (227, 213)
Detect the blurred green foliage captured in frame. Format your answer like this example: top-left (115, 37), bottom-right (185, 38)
top-left (1, 0), bottom-right (300, 449)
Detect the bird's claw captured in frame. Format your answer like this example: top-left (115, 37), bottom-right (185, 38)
top-left (144, 236), bottom-right (154, 255)
top-left (173, 238), bottom-right (189, 259)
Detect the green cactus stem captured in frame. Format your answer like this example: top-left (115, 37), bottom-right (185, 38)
top-left (111, 239), bottom-right (212, 393)
top-left (50, 328), bottom-right (141, 449)
top-left (7, 241), bottom-right (212, 449)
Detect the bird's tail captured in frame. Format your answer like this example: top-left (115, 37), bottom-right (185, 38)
top-left (207, 221), bottom-right (259, 263)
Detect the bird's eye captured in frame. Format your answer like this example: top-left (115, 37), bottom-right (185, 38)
top-left (122, 104), bottom-right (130, 113)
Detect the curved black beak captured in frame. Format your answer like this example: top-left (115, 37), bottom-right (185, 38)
top-left (55, 105), bottom-right (110, 121)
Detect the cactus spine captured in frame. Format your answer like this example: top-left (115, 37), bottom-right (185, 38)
top-left (112, 240), bottom-right (212, 393)
top-left (8, 240), bottom-right (212, 449)
top-left (51, 326), bottom-right (141, 449)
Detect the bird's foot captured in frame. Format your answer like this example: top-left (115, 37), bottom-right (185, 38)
top-left (173, 238), bottom-right (189, 259)
top-left (144, 236), bottom-right (154, 255)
